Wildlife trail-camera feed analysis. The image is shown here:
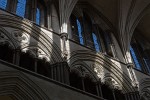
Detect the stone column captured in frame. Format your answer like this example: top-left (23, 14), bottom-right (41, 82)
top-left (8, 0), bottom-right (17, 13)
top-left (60, 33), bottom-right (68, 59)
top-left (112, 89), bottom-right (116, 100)
top-left (15, 49), bottom-right (20, 66)
top-left (47, 1), bottom-right (52, 29)
top-left (127, 63), bottom-right (139, 88)
top-left (34, 58), bottom-right (38, 73)
top-left (31, 0), bottom-right (37, 22)
top-left (125, 93), bottom-right (130, 100)
top-left (25, 0), bottom-right (32, 19)
top-left (81, 76), bottom-right (85, 91)
top-left (97, 80), bottom-right (103, 97)
top-left (110, 43), bottom-right (117, 58)
top-left (95, 82), bottom-right (100, 96)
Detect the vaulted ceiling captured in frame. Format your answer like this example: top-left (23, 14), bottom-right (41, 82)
top-left (52, 0), bottom-right (150, 58)
top-left (78, 0), bottom-right (150, 56)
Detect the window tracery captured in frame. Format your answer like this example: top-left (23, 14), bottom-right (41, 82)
top-left (70, 12), bottom-right (103, 52)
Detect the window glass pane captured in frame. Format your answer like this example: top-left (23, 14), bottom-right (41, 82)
top-left (92, 33), bottom-right (100, 52)
top-left (130, 46), bottom-right (141, 70)
top-left (36, 8), bottom-right (40, 25)
top-left (0, 0), bottom-right (7, 9)
top-left (76, 19), bottom-right (84, 45)
top-left (16, 0), bottom-right (26, 17)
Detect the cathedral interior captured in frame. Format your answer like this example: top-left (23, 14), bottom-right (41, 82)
top-left (0, 0), bottom-right (150, 100)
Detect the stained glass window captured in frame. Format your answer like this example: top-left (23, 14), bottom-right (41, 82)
top-left (0, 0), bottom-right (7, 9)
top-left (130, 46), bottom-right (141, 70)
top-left (36, 8), bottom-right (40, 25)
top-left (16, 0), bottom-right (26, 17)
top-left (92, 33), bottom-right (100, 52)
top-left (76, 19), bottom-right (84, 45)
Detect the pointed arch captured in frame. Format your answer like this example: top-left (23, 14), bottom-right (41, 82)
top-left (68, 50), bottom-right (137, 93)
top-left (0, 14), bottom-right (63, 63)
top-left (0, 71), bottom-right (50, 100)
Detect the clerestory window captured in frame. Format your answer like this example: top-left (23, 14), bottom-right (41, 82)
top-left (76, 19), bottom-right (84, 45)
top-left (36, 7), bottom-right (40, 25)
top-left (16, 0), bottom-right (27, 17)
top-left (130, 46), bottom-right (142, 70)
top-left (70, 13), bottom-right (102, 52)
top-left (0, 0), bottom-right (7, 9)
top-left (92, 33), bottom-right (101, 52)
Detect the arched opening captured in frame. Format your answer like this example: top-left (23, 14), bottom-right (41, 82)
top-left (37, 58), bottom-right (51, 78)
top-left (36, 0), bottom-right (46, 26)
top-left (101, 84), bottom-right (114, 100)
top-left (69, 71), bottom-right (83, 90)
top-left (131, 11), bottom-right (150, 74)
top-left (19, 51), bottom-right (35, 71)
top-left (114, 89), bottom-right (125, 100)
top-left (84, 76), bottom-right (97, 95)
top-left (70, 14), bottom-right (84, 45)
top-left (130, 32), bottom-right (150, 74)
top-left (70, 10), bottom-right (104, 52)
top-left (0, 43), bottom-right (14, 63)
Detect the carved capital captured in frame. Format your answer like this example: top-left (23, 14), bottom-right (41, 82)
top-left (127, 63), bottom-right (134, 68)
top-left (62, 50), bottom-right (68, 59)
top-left (105, 77), bottom-right (122, 90)
top-left (60, 32), bottom-right (68, 40)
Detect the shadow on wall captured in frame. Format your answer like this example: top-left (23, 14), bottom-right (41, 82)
top-left (0, 13), bottom-right (67, 83)
top-left (67, 49), bottom-right (139, 100)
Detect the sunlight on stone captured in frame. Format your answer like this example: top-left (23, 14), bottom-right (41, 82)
top-left (93, 63), bottom-right (104, 79)
top-left (126, 51), bottom-right (132, 63)
top-left (61, 23), bottom-right (68, 33)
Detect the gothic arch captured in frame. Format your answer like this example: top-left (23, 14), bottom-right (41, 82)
top-left (102, 73), bottom-right (123, 91)
top-left (0, 14), bottom-right (63, 63)
top-left (70, 61), bottom-right (99, 82)
top-left (139, 78), bottom-right (150, 100)
top-left (68, 50), bottom-right (136, 93)
top-left (20, 46), bottom-right (52, 62)
top-left (0, 27), bottom-right (16, 49)
top-left (0, 71), bottom-right (50, 100)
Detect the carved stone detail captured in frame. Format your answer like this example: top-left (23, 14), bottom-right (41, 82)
top-left (22, 47), bottom-right (50, 61)
top-left (72, 65), bottom-right (96, 82)
top-left (11, 30), bottom-right (29, 44)
top-left (74, 65), bottom-right (89, 76)
top-left (93, 64), bottom-right (104, 79)
top-left (104, 77), bottom-right (122, 90)
top-left (0, 32), bottom-right (14, 48)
